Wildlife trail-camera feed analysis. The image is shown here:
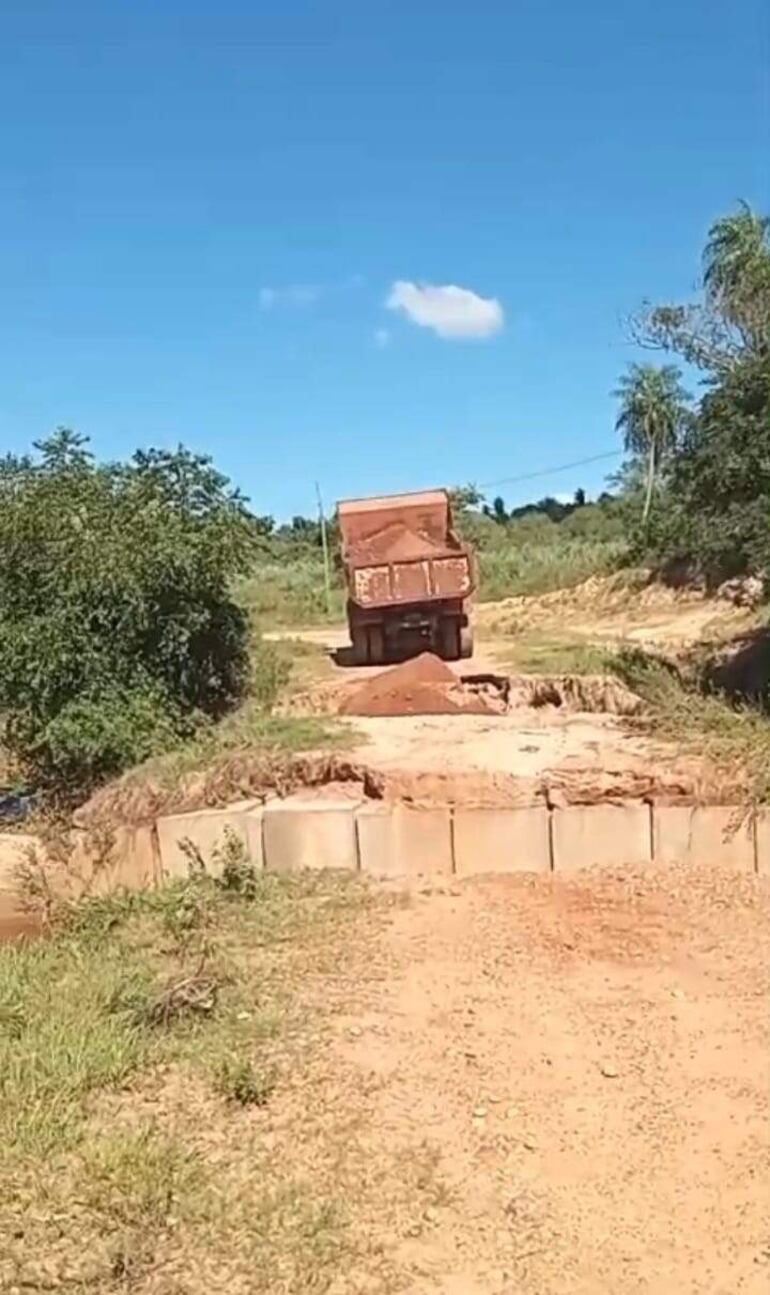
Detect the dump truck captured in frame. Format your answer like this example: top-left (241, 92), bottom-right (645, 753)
top-left (337, 488), bottom-right (475, 664)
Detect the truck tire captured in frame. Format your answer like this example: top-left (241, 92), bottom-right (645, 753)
top-left (366, 625), bottom-right (385, 665)
top-left (439, 619), bottom-right (461, 661)
top-left (350, 625), bottom-right (368, 665)
top-left (459, 625), bottom-right (474, 659)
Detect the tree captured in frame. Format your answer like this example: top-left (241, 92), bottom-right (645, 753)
top-left (629, 202), bottom-right (770, 372)
top-left (648, 352), bottom-right (770, 584)
top-left (574, 487), bottom-right (586, 507)
top-left (491, 495), bottom-right (508, 524)
top-left (0, 434), bottom-right (256, 796)
top-left (614, 364), bottom-right (690, 528)
top-left (703, 202), bottom-right (770, 348)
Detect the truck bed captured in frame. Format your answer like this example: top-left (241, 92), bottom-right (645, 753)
top-left (337, 489), bottom-right (475, 660)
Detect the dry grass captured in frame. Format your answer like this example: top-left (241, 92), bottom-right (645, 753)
top-left (1, 869), bottom-right (345, 1289)
top-left (612, 648), bottom-right (770, 803)
top-left (0, 860), bottom-right (449, 1294)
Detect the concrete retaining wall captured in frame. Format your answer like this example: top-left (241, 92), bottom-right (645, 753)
top-left (155, 795), bottom-right (763, 878)
top-left (2, 798), bottom-right (765, 913)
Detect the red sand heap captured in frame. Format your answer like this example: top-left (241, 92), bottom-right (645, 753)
top-left (348, 521), bottom-right (449, 565)
top-left (341, 652), bottom-right (499, 718)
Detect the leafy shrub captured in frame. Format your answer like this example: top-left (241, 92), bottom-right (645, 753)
top-left (0, 431), bottom-right (255, 797)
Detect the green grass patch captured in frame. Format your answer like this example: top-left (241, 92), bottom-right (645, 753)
top-left (499, 631), bottom-right (615, 675)
top-left (0, 866), bottom-right (374, 1292)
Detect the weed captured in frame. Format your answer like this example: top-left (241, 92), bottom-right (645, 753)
top-left (214, 1054), bottom-right (277, 1106)
top-left (213, 826), bottom-right (261, 898)
top-left (82, 1125), bottom-right (202, 1228)
top-left (0, 937), bottom-right (153, 1156)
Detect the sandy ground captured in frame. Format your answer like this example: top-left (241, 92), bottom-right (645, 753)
top-left (333, 863), bottom-right (770, 1293)
top-left (340, 710), bottom-right (687, 805)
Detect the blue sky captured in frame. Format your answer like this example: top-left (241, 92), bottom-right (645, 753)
top-left (1, 0), bottom-right (767, 518)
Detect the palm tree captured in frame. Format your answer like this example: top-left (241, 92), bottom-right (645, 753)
top-left (614, 364), bottom-right (690, 528)
top-left (704, 201), bottom-right (770, 344)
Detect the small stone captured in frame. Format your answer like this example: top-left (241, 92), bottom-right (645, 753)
top-left (236, 1011), bottom-right (251, 1020)
top-left (424, 1206), bottom-right (439, 1223)
top-left (348, 1026), bottom-right (363, 1038)
top-left (487, 1094), bottom-right (502, 1104)
top-left (600, 1063), bottom-right (619, 1079)
top-left (472, 1106), bottom-right (487, 1120)
top-left (505, 1105), bottom-right (519, 1120)
top-left (671, 988), bottom-right (685, 1000)
top-left (522, 1136), bottom-right (538, 1151)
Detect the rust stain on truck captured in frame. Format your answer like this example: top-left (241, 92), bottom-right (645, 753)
top-left (337, 488), bottom-right (475, 664)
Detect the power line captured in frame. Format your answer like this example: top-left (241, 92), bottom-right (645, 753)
top-left (478, 448), bottom-right (622, 491)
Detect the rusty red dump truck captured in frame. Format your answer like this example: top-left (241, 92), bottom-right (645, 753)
top-left (337, 488), bottom-right (475, 664)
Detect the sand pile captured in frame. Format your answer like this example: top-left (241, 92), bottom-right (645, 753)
top-left (348, 522), bottom-right (450, 564)
top-left (340, 652), bottom-right (503, 718)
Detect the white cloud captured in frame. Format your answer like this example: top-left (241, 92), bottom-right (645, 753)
top-left (374, 327), bottom-right (390, 350)
top-left (385, 280), bottom-right (504, 340)
top-left (258, 283), bottom-right (321, 311)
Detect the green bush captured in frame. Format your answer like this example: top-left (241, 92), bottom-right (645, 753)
top-left (0, 431), bottom-right (255, 797)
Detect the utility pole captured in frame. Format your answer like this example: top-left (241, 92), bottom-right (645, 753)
top-left (315, 481), bottom-right (332, 616)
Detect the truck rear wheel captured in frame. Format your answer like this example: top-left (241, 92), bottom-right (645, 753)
top-left (459, 625), bottom-right (473, 659)
top-left (350, 624), bottom-right (368, 665)
top-left (439, 619), bottom-right (461, 661)
top-left (366, 625), bottom-right (385, 665)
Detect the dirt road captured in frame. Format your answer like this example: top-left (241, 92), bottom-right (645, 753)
top-left (268, 580), bottom-right (750, 805)
top-left (332, 863), bottom-right (769, 1293)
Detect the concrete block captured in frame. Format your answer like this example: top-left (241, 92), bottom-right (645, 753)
top-left (654, 804), bottom-right (755, 870)
top-left (453, 806), bottom-right (551, 875)
top-left (70, 824), bottom-right (159, 896)
top-left (551, 803), bottom-right (651, 872)
top-left (356, 801), bottom-right (452, 877)
top-left (263, 796), bottom-right (360, 872)
top-left (156, 799), bottom-right (260, 881)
